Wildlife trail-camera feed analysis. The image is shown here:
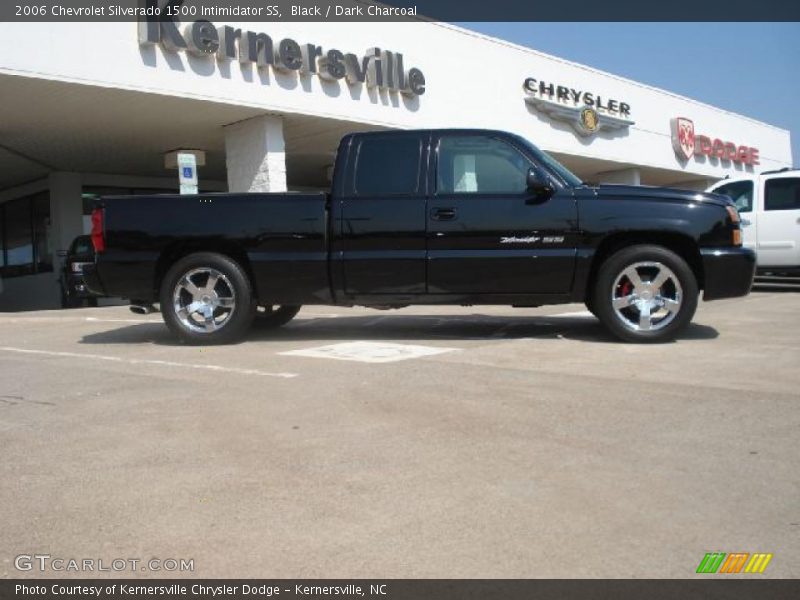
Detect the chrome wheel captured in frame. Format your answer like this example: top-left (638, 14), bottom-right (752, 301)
top-left (172, 267), bottom-right (236, 333)
top-left (611, 261), bottom-right (682, 332)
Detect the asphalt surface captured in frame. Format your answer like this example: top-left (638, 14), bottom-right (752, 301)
top-left (1, 287), bottom-right (798, 579)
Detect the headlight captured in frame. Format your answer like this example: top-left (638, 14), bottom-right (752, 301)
top-left (726, 205), bottom-right (741, 224)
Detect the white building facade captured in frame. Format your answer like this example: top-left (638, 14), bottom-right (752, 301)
top-left (0, 19), bottom-right (793, 310)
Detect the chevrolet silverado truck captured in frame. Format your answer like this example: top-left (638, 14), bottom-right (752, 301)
top-left (84, 129), bottom-right (755, 344)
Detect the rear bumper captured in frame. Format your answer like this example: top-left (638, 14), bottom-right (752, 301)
top-left (82, 263), bottom-right (106, 297)
top-left (701, 247), bottom-right (756, 301)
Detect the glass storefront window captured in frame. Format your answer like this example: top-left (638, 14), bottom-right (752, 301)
top-left (5, 197), bottom-right (34, 272)
top-left (0, 191), bottom-right (52, 278)
top-left (33, 192), bottom-right (52, 272)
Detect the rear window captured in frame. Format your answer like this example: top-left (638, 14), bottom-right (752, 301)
top-left (353, 136), bottom-right (421, 196)
top-left (764, 177), bottom-right (800, 211)
top-left (71, 237), bottom-right (93, 255)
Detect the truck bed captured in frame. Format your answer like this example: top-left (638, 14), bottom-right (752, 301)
top-left (94, 192), bottom-right (331, 305)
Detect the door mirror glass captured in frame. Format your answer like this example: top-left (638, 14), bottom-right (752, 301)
top-left (526, 167), bottom-right (555, 199)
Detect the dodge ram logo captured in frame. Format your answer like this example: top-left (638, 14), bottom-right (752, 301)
top-left (671, 117), bottom-right (695, 160)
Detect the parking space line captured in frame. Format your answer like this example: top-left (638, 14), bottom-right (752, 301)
top-left (0, 316), bottom-right (157, 324)
top-left (279, 341), bottom-right (457, 363)
top-left (0, 347), bottom-right (298, 379)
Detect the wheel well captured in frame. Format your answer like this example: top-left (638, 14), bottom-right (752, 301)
top-left (154, 241), bottom-right (256, 299)
top-left (585, 232), bottom-right (704, 302)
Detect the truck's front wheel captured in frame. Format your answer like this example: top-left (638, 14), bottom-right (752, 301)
top-left (593, 245), bottom-right (698, 343)
top-left (160, 252), bottom-right (256, 345)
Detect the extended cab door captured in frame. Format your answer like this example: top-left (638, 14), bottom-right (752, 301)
top-left (426, 133), bottom-right (577, 294)
top-left (338, 132), bottom-right (428, 295)
top-left (756, 174), bottom-right (800, 267)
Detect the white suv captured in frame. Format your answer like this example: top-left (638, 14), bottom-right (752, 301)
top-left (708, 169), bottom-right (800, 274)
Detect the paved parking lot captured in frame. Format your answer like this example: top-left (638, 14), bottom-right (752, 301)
top-left (1, 288), bottom-right (798, 578)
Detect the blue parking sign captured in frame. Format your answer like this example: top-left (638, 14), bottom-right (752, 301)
top-left (182, 167), bottom-right (193, 179)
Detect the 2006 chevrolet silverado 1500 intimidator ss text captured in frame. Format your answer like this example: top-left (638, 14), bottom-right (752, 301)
top-left (83, 129), bottom-right (755, 344)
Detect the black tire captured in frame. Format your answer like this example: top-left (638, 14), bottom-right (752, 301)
top-left (585, 298), bottom-right (599, 319)
top-left (256, 305), bottom-right (301, 328)
top-left (160, 252), bottom-right (256, 345)
top-left (592, 244), bottom-right (698, 343)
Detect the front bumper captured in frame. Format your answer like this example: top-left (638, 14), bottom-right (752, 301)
top-left (701, 247), bottom-right (756, 301)
top-left (65, 273), bottom-right (97, 298)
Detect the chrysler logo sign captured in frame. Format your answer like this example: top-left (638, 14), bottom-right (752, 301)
top-left (523, 77), bottom-right (634, 137)
top-left (138, 0), bottom-right (426, 97)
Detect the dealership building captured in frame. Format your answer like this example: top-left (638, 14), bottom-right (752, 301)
top-left (0, 16), bottom-right (793, 310)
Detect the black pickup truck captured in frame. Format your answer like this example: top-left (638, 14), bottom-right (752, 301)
top-left (84, 129), bottom-right (755, 344)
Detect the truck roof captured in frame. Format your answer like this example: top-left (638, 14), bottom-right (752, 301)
top-left (760, 167), bottom-right (799, 176)
top-left (344, 128), bottom-right (517, 139)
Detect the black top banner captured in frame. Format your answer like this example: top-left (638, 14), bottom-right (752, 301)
top-left (2, 0), bottom-right (799, 22)
top-left (3, 580), bottom-right (800, 600)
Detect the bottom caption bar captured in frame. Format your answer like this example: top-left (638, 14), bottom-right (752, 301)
top-left (4, 580), bottom-right (800, 600)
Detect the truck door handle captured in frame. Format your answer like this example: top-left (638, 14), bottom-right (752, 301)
top-left (431, 207), bottom-right (457, 221)
top-left (741, 218), bottom-right (752, 227)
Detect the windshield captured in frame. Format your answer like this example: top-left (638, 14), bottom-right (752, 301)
top-left (511, 134), bottom-right (583, 188)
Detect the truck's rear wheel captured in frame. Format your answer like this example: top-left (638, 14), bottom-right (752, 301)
top-left (256, 305), bottom-right (301, 328)
top-left (160, 252), bottom-right (256, 345)
top-left (593, 245), bottom-right (698, 343)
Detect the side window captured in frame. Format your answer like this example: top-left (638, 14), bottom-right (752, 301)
top-left (0, 191), bottom-right (52, 278)
top-left (437, 136), bottom-right (530, 195)
top-left (764, 178), bottom-right (800, 211)
top-left (353, 136), bottom-right (421, 196)
top-left (713, 180), bottom-right (754, 213)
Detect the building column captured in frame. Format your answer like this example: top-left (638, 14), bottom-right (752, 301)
top-left (597, 167), bottom-right (641, 186)
top-left (224, 115), bottom-right (287, 193)
top-left (49, 172), bottom-right (84, 264)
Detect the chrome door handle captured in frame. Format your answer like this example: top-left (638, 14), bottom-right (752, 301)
top-left (431, 207), bottom-right (457, 221)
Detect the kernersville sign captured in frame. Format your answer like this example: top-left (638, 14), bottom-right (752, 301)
top-left (138, 5), bottom-right (426, 96)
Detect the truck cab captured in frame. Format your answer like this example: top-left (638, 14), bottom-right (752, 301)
top-left (708, 169), bottom-right (800, 274)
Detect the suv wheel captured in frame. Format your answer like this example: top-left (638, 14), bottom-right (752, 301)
top-left (160, 252), bottom-right (256, 345)
top-left (593, 245), bottom-right (698, 343)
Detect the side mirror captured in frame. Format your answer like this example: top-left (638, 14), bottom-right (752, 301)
top-left (526, 167), bottom-right (555, 202)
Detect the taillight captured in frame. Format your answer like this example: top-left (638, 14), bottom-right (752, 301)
top-left (91, 208), bottom-right (105, 253)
